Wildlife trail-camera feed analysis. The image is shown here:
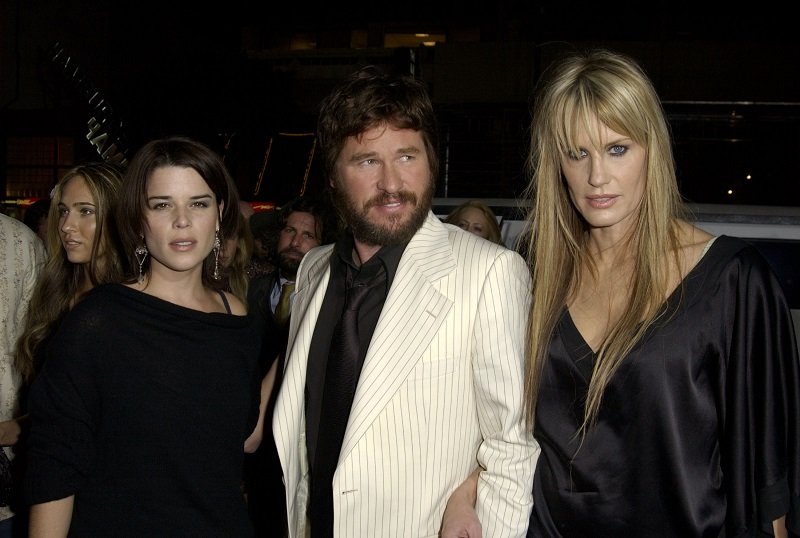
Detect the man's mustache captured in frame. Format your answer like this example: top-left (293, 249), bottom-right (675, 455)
top-left (279, 247), bottom-right (304, 258)
top-left (364, 191), bottom-right (417, 210)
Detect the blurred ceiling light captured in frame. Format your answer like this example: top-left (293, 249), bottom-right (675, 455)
top-left (384, 32), bottom-right (446, 48)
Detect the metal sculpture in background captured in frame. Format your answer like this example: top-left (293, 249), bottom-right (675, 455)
top-left (48, 41), bottom-right (129, 166)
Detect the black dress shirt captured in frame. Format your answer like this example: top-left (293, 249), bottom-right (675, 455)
top-left (304, 232), bottom-right (406, 478)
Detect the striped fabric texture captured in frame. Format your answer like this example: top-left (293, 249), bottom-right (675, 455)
top-left (274, 212), bottom-right (539, 538)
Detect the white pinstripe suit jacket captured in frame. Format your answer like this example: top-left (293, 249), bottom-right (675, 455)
top-left (273, 212), bottom-right (538, 537)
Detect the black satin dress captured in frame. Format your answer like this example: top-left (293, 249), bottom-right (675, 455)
top-left (529, 235), bottom-right (800, 537)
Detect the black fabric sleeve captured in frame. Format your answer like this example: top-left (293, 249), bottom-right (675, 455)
top-left (722, 246), bottom-right (800, 537)
top-left (24, 310), bottom-right (101, 504)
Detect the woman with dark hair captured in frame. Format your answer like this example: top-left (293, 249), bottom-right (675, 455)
top-left (25, 137), bottom-right (262, 537)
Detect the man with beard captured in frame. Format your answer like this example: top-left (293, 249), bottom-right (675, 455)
top-left (273, 67), bottom-right (537, 538)
top-left (245, 195), bottom-right (334, 538)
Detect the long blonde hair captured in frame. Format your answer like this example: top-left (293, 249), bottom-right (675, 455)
top-left (521, 49), bottom-right (687, 431)
top-left (15, 163), bottom-right (125, 381)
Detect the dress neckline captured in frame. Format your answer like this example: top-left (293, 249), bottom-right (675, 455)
top-left (564, 235), bottom-right (719, 359)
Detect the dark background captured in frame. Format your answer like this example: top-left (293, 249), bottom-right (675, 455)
top-left (2, 0), bottom-right (799, 206)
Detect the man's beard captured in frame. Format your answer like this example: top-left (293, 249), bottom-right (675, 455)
top-left (277, 248), bottom-right (302, 278)
top-left (334, 181), bottom-right (434, 247)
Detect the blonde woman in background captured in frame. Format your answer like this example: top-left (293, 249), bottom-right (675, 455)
top-left (444, 199), bottom-right (504, 245)
top-left (218, 210), bottom-right (254, 302)
top-left (14, 163), bottom-right (125, 382)
top-left (2, 162), bottom-right (124, 536)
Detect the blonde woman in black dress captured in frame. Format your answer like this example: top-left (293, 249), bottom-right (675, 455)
top-left (442, 49), bottom-right (799, 538)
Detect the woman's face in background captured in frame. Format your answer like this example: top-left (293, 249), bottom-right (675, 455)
top-left (220, 236), bottom-right (238, 268)
top-left (58, 175), bottom-right (97, 265)
top-left (454, 206), bottom-right (493, 240)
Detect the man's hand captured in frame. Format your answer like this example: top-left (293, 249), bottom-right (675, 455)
top-left (0, 419), bottom-right (21, 446)
top-left (440, 468), bottom-right (482, 538)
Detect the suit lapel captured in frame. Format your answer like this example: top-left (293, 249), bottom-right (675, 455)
top-left (340, 213), bottom-right (455, 459)
top-left (275, 245), bottom-right (333, 473)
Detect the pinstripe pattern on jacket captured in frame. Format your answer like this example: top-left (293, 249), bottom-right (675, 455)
top-left (273, 212), bottom-right (538, 538)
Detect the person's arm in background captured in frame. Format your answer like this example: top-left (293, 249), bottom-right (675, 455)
top-left (0, 417), bottom-right (23, 446)
top-left (0, 223), bottom-right (45, 446)
top-left (244, 357), bottom-right (278, 453)
top-left (773, 516), bottom-right (787, 538)
top-left (29, 496), bottom-right (74, 538)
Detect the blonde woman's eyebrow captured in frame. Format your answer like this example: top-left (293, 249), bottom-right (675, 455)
top-left (604, 137), bottom-right (634, 147)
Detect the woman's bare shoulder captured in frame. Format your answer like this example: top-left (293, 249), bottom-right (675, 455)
top-left (675, 220), bottom-right (715, 276)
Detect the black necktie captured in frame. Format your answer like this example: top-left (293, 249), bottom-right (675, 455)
top-left (310, 274), bottom-right (376, 538)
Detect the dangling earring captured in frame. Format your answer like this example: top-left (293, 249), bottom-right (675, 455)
top-left (212, 230), bottom-right (221, 280)
top-left (134, 244), bottom-right (149, 283)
